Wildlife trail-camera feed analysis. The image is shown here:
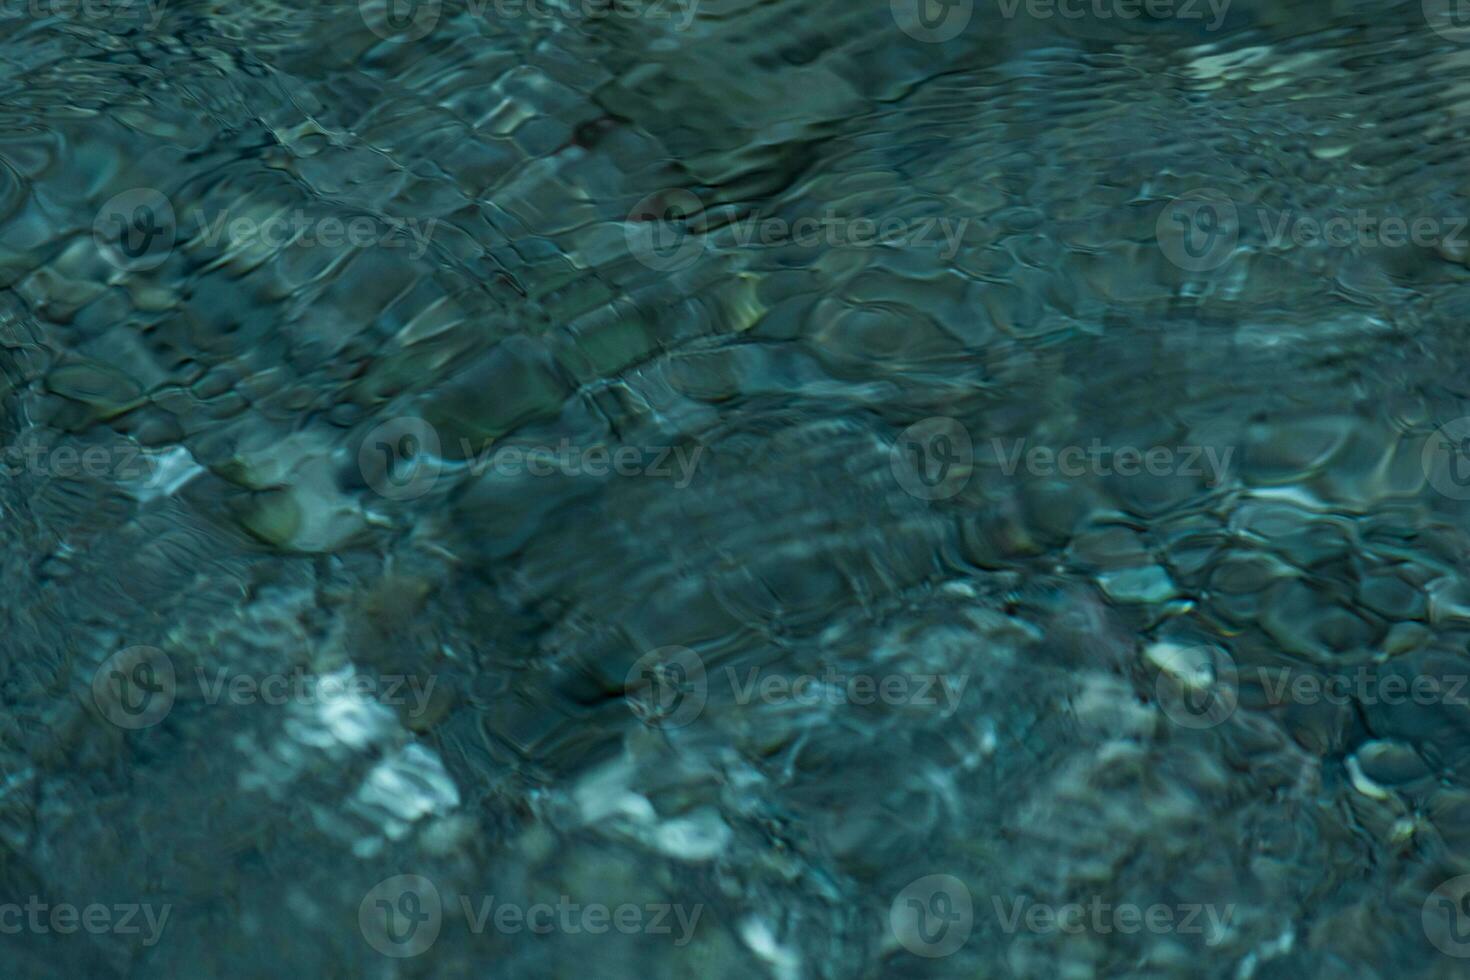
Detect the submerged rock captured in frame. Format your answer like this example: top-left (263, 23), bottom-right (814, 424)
top-left (3, 1), bottom-right (1470, 978)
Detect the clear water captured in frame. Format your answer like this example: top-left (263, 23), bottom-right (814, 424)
top-left (6, 0), bottom-right (1470, 976)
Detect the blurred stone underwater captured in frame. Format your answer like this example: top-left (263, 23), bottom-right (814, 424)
top-left (8, 0), bottom-right (1470, 976)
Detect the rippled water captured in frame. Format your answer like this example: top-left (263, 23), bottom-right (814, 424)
top-left (9, 0), bottom-right (1470, 976)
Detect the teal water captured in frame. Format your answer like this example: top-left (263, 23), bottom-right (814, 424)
top-left (6, 0), bottom-right (1470, 976)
